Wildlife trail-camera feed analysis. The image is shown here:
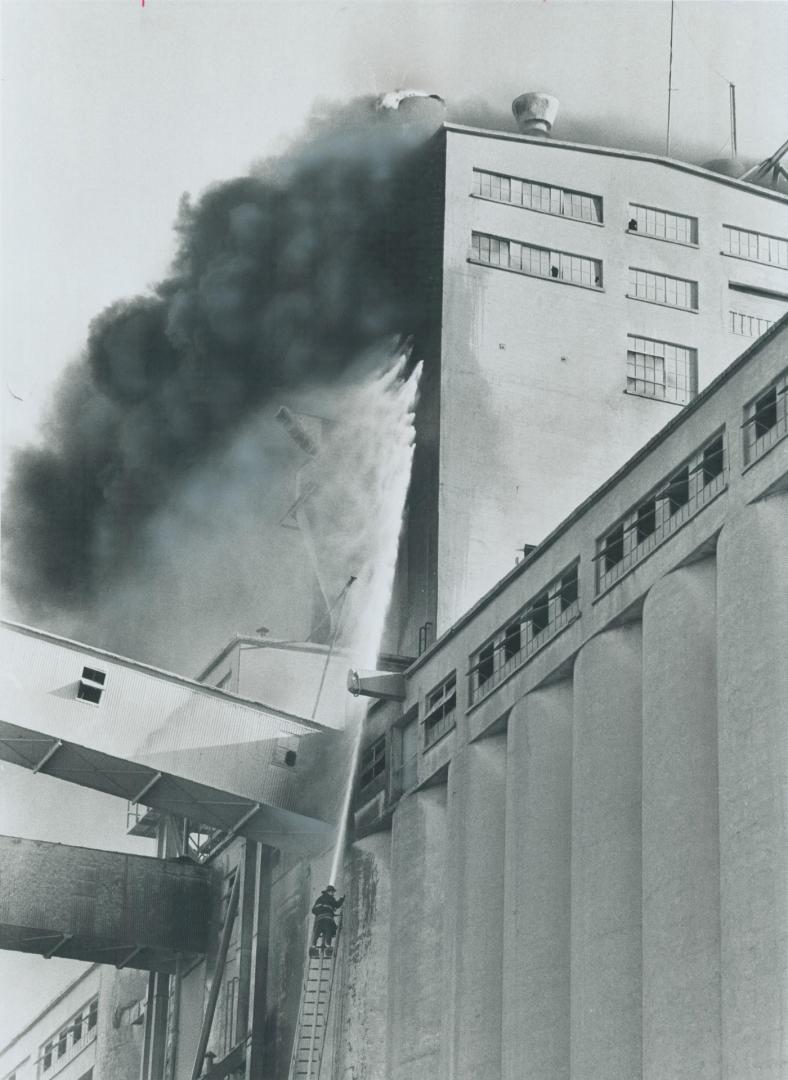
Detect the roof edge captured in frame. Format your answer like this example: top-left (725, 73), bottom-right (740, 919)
top-left (441, 123), bottom-right (788, 205)
top-left (0, 621), bottom-right (329, 733)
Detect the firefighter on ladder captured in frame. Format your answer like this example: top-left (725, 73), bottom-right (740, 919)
top-left (310, 885), bottom-right (344, 957)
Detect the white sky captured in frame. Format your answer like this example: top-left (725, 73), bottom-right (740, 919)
top-left (1, 0), bottom-right (787, 1048)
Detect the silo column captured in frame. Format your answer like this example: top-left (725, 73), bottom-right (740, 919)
top-left (642, 559), bottom-right (721, 1080)
top-left (443, 735), bottom-right (507, 1080)
top-left (502, 681), bottom-right (573, 1080)
top-left (386, 786), bottom-right (448, 1080)
top-left (333, 833), bottom-right (392, 1080)
top-left (571, 624), bottom-right (643, 1080)
top-left (717, 497), bottom-right (788, 1080)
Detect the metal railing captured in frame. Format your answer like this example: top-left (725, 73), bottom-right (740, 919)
top-left (743, 383), bottom-right (788, 465)
top-left (469, 596), bottom-right (580, 706)
top-left (424, 703), bottom-right (456, 749)
top-left (596, 456), bottom-right (728, 594)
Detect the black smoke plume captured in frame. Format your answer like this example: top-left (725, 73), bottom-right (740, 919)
top-left (3, 97), bottom-right (443, 625)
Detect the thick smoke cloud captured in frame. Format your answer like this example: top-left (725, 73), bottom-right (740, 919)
top-left (3, 97), bottom-right (440, 625)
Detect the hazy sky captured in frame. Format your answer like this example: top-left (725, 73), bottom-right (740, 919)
top-left (3, 0), bottom-right (788, 470)
top-left (1, 0), bottom-right (787, 1049)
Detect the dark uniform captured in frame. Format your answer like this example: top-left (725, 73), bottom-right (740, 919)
top-left (311, 886), bottom-right (344, 949)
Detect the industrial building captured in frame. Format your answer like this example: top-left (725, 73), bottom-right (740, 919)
top-left (0, 963), bottom-right (145, 1080)
top-left (390, 100), bottom-right (788, 655)
top-left (1, 105), bottom-right (787, 1080)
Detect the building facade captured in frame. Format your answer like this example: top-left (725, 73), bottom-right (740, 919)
top-left (0, 965), bottom-right (145, 1080)
top-left (1, 119), bottom-right (787, 1080)
top-left (391, 122), bottom-right (788, 656)
top-left (351, 312), bottom-right (788, 1080)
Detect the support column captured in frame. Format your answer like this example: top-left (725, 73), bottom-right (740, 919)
top-left (387, 786), bottom-right (448, 1080)
top-left (444, 735), bottom-right (507, 1080)
top-left (571, 624), bottom-right (643, 1080)
top-left (335, 832), bottom-right (392, 1080)
top-left (642, 560), bottom-right (721, 1080)
top-left (502, 682), bottom-right (573, 1080)
top-left (244, 846), bottom-right (272, 1080)
top-left (717, 497), bottom-right (788, 1080)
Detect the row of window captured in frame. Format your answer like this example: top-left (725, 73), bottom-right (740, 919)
top-left (471, 168), bottom-right (788, 270)
top-left (41, 999), bottom-right (97, 1076)
top-left (355, 367), bottom-right (788, 791)
top-left (472, 230), bottom-right (788, 333)
top-left (470, 232), bottom-right (602, 288)
top-left (472, 169), bottom-right (602, 223)
top-left (471, 230), bottom-right (704, 311)
top-left (469, 564), bottom-right (579, 704)
top-left (596, 433), bottom-right (727, 593)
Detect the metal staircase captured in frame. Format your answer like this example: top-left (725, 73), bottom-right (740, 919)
top-left (288, 922), bottom-right (341, 1080)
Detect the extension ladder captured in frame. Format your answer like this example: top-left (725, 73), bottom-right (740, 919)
top-left (288, 922), bottom-right (341, 1080)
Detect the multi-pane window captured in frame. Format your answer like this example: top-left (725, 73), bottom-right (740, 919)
top-left (424, 673), bottom-right (457, 748)
top-left (627, 268), bottom-right (698, 310)
top-left (629, 203), bottom-right (697, 245)
top-left (626, 334), bottom-right (697, 405)
top-left (472, 169), bottom-right (602, 223)
top-left (77, 667), bottom-right (106, 705)
top-left (470, 563), bottom-right (580, 704)
top-left (723, 225), bottom-right (788, 269)
top-left (471, 232), bottom-right (602, 289)
top-left (39, 998), bottom-right (98, 1078)
top-left (743, 368), bottom-right (788, 465)
top-left (729, 310), bottom-right (774, 338)
top-left (595, 433), bottom-right (727, 593)
top-left (358, 736), bottom-right (386, 792)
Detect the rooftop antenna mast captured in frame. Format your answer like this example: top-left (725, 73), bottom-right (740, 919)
top-left (729, 83), bottom-right (738, 158)
top-left (666, 0), bottom-right (676, 155)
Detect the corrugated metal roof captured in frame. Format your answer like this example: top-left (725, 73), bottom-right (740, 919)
top-left (0, 721), bottom-right (335, 857)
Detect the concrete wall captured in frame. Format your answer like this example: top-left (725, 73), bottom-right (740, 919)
top-left (332, 834), bottom-right (392, 1080)
top-left (94, 967), bottom-right (148, 1080)
top-left (434, 130), bottom-right (788, 631)
top-left (717, 497), bottom-right (788, 1080)
top-left (443, 736), bottom-right (507, 1080)
top-left (571, 626), bottom-right (643, 1080)
top-left (387, 786), bottom-right (448, 1080)
top-left (642, 560), bottom-right (721, 1080)
top-left (502, 681), bottom-right (572, 1080)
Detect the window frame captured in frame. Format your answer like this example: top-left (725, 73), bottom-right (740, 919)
top-left (77, 667), bottom-right (106, 706)
top-left (723, 225), bottom-right (788, 270)
top-left (627, 267), bottom-right (699, 312)
top-left (625, 333), bottom-right (698, 405)
top-left (627, 203), bottom-right (698, 246)
top-left (742, 368), bottom-right (788, 466)
top-left (358, 735), bottom-right (386, 794)
top-left (595, 431), bottom-right (728, 595)
top-left (470, 231), bottom-right (603, 291)
top-left (472, 168), bottom-right (603, 225)
top-left (469, 561), bottom-right (580, 705)
top-left (423, 672), bottom-right (457, 750)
